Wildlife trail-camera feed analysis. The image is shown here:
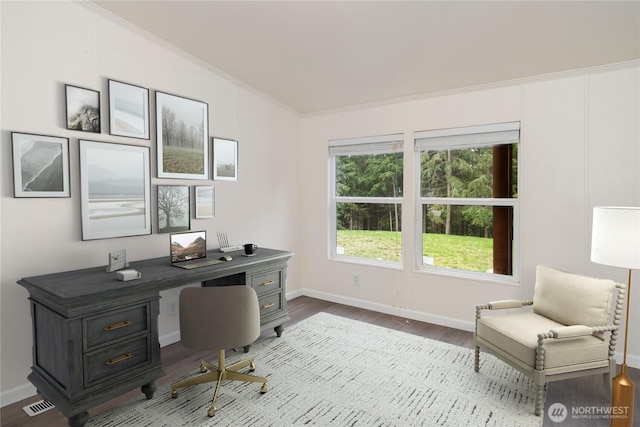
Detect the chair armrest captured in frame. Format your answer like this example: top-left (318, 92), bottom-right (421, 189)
top-left (476, 300), bottom-right (532, 311)
top-left (535, 324), bottom-right (619, 370)
top-left (548, 325), bottom-right (593, 338)
top-left (474, 300), bottom-right (533, 333)
top-left (487, 300), bottom-right (529, 310)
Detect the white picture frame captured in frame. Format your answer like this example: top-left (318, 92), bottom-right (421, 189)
top-left (11, 132), bottom-right (70, 198)
top-left (195, 185), bottom-right (215, 219)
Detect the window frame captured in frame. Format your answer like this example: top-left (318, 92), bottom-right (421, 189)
top-left (329, 134), bottom-right (404, 267)
top-left (414, 122), bottom-right (520, 283)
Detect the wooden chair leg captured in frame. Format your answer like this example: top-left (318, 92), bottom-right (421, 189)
top-left (474, 345), bottom-right (480, 372)
top-left (534, 384), bottom-right (546, 416)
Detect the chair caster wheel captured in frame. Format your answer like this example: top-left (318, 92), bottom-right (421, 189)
top-left (171, 390), bottom-right (178, 398)
top-left (200, 364), bottom-right (208, 373)
top-left (260, 383), bottom-right (267, 394)
top-left (249, 361), bottom-right (256, 372)
top-left (208, 407), bottom-right (216, 417)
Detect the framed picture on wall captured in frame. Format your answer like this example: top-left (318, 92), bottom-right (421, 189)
top-left (157, 185), bottom-right (190, 233)
top-left (11, 132), bottom-right (70, 198)
top-left (79, 140), bottom-right (151, 240)
top-left (65, 84), bottom-right (101, 133)
top-left (194, 185), bottom-right (215, 219)
top-left (212, 137), bottom-right (238, 181)
top-left (156, 91), bottom-right (209, 179)
top-left (108, 79), bottom-right (150, 139)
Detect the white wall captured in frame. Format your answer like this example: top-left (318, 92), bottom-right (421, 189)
top-left (0, 1), bottom-right (301, 404)
top-left (299, 66), bottom-right (640, 365)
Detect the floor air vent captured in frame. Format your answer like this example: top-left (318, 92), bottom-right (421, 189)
top-left (22, 399), bottom-right (55, 417)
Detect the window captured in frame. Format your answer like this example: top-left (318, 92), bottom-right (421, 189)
top-left (329, 134), bottom-right (403, 265)
top-left (414, 123), bottom-right (519, 280)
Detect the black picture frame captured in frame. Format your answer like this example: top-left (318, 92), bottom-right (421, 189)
top-left (108, 79), bottom-right (150, 139)
top-left (156, 91), bottom-right (209, 179)
top-left (65, 84), bottom-right (100, 133)
top-left (79, 140), bottom-right (152, 240)
top-left (157, 185), bottom-right (191, 233)
top-left (11, 132), bottom-right (70, 198)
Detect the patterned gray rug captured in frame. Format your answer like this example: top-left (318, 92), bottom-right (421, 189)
top-left (87, 312), bottom-right (541, 426)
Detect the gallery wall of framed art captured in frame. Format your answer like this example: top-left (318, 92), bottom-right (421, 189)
top-left (9, 77), bottom-right (241, 241)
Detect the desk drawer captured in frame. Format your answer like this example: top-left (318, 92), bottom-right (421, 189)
top-left (84, 336), bottom-right (150, 387)
top-left (250, 270), bottom-right (282, 296)
top-left (84, 304), bottom-right (149, 349)
top-left (258, 292), bottom-right (283, 320)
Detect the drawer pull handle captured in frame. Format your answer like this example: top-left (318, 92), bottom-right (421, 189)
top-left (260, 280), bottom-right (275, 287)
top-left (105, 352), bottom-right (133, 366)
top-left (261, 302), bottom-right (275, 309)
top-left (104, 320), bottom-right (134, 331)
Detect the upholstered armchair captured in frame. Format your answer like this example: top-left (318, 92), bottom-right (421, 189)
top-left (474, 265), bottom-right (625, 416)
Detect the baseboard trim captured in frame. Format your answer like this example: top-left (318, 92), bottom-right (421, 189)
top-left (159, 330), bottom-right (181, 348)
top-left (1, 382), bottom-right (37, 409)
top-left (293, 288), bottom-right (640, 370)
top-left (298, 289), bottom-right (475, 332)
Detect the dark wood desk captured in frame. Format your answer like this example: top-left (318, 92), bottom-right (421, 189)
top-left (18, 248), bottom-right (292, 427)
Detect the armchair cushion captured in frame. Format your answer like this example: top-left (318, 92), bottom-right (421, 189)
top-left (477, 312), bottom-right (609, 371)
top-left (532, 265), bottom-right (616, 327)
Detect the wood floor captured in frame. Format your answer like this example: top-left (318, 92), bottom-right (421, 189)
top-left (2, 295), bottom-right (638, 426)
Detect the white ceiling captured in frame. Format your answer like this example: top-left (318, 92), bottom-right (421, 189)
top-left (90, 1), bottom-right (639, 114)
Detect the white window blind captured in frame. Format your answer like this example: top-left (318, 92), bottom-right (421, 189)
top-left (330, 134), bottom-right (403, 155)
top-left (414, 122), bottom-right (519, 151)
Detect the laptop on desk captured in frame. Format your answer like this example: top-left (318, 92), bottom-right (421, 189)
top-left (170, 230), bottom-right (224, 269)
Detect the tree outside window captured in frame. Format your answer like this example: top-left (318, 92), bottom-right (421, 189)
top-left (415, 123), bottom-right (520, 279)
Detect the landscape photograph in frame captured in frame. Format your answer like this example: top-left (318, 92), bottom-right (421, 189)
top-left (11, 132), bottom-right (70, 198)
top-left (108, 79), bottom-right (150, 139)
top-left (157, 185), bottom-right (190, 233)
top-left (195, 185), bottom-right (215, 219)
top-left (212, 137), bottom-right (238, 181)
top-left (156, 91), bottom-right (208, 179)
top-left (65, 84), bottom-right (100, 133)
top-left (79, 140), bottom-right (151, 240)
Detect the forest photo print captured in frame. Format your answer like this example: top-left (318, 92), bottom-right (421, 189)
top-left (156, 91), bottom-right (209, 180)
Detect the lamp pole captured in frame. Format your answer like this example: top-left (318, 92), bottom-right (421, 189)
top-left (610, 268), bottom-right (634, 427)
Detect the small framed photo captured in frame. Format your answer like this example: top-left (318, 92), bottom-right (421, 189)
top-left (11, 132), bottom-right (70, 198)
top-left (65, 84), bottom-right (100, 133)
top-left (156, 91), bottom-right (209, 180)
top-left (213, 137), bottom-right (238, 181)
top-left (79, 140), bottom-right (151, 240)
top-left (108, 79), bottom-right (150, 139)
top-left (157, 185), bottom-right (190, 233)
top-left (194, 185), bottom-right (215, 219)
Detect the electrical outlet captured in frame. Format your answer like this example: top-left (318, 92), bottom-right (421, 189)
top-left (353, 273), bottom-right (360, 286)
top-left (167, 300), bottom-right (178, 316)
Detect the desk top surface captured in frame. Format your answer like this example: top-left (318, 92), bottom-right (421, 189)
top-left (18, 248), bottom-right (293, 302)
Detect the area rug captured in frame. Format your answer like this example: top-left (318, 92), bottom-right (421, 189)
top-left (87, 312), bottom-right (541, 426)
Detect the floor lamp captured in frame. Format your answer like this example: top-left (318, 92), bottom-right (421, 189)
top-left (591, 206), bottom-right (639, 427)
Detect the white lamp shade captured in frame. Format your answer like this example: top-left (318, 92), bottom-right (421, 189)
top-left (591, 206), bottom-right (640, 269)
